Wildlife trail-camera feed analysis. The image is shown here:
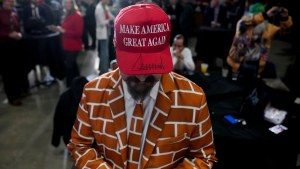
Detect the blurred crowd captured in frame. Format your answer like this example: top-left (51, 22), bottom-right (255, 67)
top-left (0, 0), bottom-right (298, 106)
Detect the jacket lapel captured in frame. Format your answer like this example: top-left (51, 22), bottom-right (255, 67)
top-left (141, 73), bottom-right (174, 168)
top-left (107, 72), bottom-right (176, 168)
top-left (107, 70), bottom-right (128, 166)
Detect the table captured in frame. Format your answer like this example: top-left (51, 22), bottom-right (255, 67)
top-left (204, 73), bottom-right (299, 169)
top-left (182, 70), bottom-right (299, 169)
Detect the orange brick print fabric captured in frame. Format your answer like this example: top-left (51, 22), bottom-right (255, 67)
top-left (67, 70), bottom-right (217, 169)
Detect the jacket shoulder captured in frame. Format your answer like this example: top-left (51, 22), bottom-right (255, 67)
top-left (84, 71), bottom-right (118, 89)
top-left (168, 72), bottom-right (205, 93)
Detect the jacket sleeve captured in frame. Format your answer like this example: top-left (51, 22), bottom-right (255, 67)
top-left (51, 92), bottom-right (69, 147)
top-left (226, 35), bottom-right (242, 72)
top-left (67, 88), bottom-right (112, 169)
top-left (175, 92), bottom-right (217, 169)
top-left (182, 48), bottom-right (195, 71)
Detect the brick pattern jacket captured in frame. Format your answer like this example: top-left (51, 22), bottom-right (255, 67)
top-left (67, 69), bottom-right (217, 169)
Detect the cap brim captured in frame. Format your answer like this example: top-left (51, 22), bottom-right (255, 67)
top-left (116, 47), bottom-right (173, 75)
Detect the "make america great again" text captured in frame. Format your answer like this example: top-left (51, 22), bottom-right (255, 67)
top-left (119, 23), bottom-right (170, 47)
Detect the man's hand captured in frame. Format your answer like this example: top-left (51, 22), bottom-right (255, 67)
top-left (267, 6), bottom-right (289, 18)
top-left (279, 8), bottom-right (289, 18)
top-left (176, 54), bottom-right (183, 60)
top-left (8, 31), bottom-right (22, 40)
top-left (48, 25), bottom-right (65, 33)
top-left (174, 49), bottom-right (183, 60)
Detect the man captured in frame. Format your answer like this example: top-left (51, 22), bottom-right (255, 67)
top-left (81, 0), bottom-right (97, 50)
top-left (203, 0), bottom-right (229, 28)
top-left (109, 59), bottom-right (118, 71)
top-left (164, 0), bottom-right (182, 45)
top-left (0, 0), bottom-right (25, 106)
top-left (22, 0), bottom-right (58, 85)
top-left (95, 0), bottom-right (115, 74)
top-left (68, 4), bottom-right (217, 169)
top-left (171, 34), bottom-right (195, 75)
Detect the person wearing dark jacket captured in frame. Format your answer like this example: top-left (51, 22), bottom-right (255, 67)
top-left (81, 0), bottom-right (97, 50)
top-left (51, 76), bottom-right (88, 146)
top-left (0, 0), bottom-right (26, 106)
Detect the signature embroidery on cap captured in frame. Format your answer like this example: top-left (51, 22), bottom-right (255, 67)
top-left (132, 54), bottom-right (164, 71)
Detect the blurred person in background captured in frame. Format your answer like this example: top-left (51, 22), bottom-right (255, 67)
top-left (203, 0), bottom-right (230, 28)
top-left (165, 0), bottom-right (182, 45)
top-left (171, 34), bottom-right (195, 75)
top-left (22, 0), bottom-right (57, 86)
top-left (108, 59), bottom-right (118, 71)
top-left (80, 0), bottom-right (97, 50)
top-left (95, 0), bottom-right (115, 75)
top-left (178, 0), bottom-right (193, 46)
top-left (0, 0), bottom-right (27, 106)
top-left (50, 0), bottom-right (84, 87)
top-left (226, 3), bottom-right (292, 81)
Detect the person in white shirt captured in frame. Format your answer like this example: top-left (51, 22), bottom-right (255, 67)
top-left (95, 0), bottom-right (115, 75)
top-left (170, 34), bottom-right (195, 75)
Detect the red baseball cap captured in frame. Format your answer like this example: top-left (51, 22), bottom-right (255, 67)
top-left (114, 4), bottom-right (172, 75)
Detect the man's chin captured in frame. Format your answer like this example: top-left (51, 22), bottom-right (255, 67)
top-left (135, 84), bottom-right (148, 91)
top-left (128, 84), bottom-right (152, 100)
